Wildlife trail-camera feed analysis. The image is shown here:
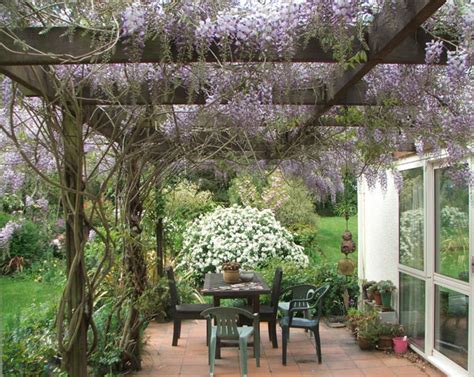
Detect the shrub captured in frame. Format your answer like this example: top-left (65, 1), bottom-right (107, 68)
top-left (256, 258), bottom-right (359, 316)
top-left (179, 205), bottom-right (308, 282)
top-left (9, 220), bottom-right (50, 264)
top-left (2, 302), bottom-right (61, 376)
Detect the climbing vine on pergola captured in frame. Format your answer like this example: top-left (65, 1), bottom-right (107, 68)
top-left (0, 0), bottom-right (472, 375)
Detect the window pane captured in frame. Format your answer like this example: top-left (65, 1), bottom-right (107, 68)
top-left (399, 273), bottom-right (425, 350)
top-left (435, 286), bottom-right (469, 370)
top-left (435, 168), bottom-right (470, 282)
top-left (399, 168), bottom-right (424, 270)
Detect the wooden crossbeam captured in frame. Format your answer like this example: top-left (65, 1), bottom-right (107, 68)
top-left (0, 25), bottom-right (445, 66)
top-left (309, 0), bottom-right (446, 121)
top-left (1, 65), bottom-right (378, 106)
top-left (0, 65), bottom-right (53, 98)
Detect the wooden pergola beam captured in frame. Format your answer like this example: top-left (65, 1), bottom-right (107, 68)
top-left (310, 0), bottom-right (446, 121)
top-left (2, 65), bottom-right (376, 106)
top-left (0, 25), bottom-right (446, 66)
top-left (0, 65), bottom-right (54, 98)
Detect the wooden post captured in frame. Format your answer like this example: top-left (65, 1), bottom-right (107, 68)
top-left (62, 109), bottom-right (88, 376)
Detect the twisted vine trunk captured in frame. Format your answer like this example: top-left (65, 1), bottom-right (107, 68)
top-left (121, 158), bottom-right (147, 370)
top-left (62, 110), bottom-right (88, 376)
top-left (155, 185), bottom-right (165, 278)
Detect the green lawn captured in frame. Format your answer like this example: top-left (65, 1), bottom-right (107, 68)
top-left (316, 216), bottom-right (358, 264)
top-left (0, 276), bottom-right (62, 329)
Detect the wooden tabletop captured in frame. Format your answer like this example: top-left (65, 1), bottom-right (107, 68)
top-left (202, 272), bottom-right (271, 297)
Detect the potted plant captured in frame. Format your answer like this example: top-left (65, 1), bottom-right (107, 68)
top-left (356, 312), bottom-right (380, 350)
top-left (375, 322), bottom-right (402, 351)
top-left (222, 261), bottom-right (240, 283)
top-left (367, 284), bottom-right (382, 305)
top-left (346, 308), bottom-right (364, 336)
top-left (362, 280), bottom-right (377, 300)
top-left (377, 280), bottom-right (396, 309)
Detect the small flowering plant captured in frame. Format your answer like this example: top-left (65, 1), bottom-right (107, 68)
top-left (222, 261), bottom-right (240, 271)
top-left (180, 205), bottom-right (308, 281)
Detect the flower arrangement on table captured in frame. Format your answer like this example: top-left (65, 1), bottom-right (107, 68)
top-left (222, 261), bottom-right (241, 283)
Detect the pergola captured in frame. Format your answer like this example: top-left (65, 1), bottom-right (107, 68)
top-left (0, 1), bottom-right (453, 375)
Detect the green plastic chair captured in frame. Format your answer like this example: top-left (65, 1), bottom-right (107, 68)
top-left (279, 284), bottom-right (330, 365)
top-left (201, 307), bottom-right (260, 377)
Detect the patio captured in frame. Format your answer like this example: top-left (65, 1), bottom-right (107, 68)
top-left (134, 320), bottom-right (446, 377)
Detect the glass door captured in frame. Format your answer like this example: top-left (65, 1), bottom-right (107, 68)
top-left (432, 166), bottom-right (471, 372)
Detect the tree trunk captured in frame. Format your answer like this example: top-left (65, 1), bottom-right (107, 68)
top-left (122, 159), bottom-right (146, 370)
top-left (62, 110), bottom-right (88, 376)
top-left (155, 185), bottom-right (165, 278)
top-left (155, 216), bottom-right (164, 277)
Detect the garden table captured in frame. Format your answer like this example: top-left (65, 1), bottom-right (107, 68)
top-left (202, 272), bottom-right (271, 358)
top-left (202, 272), bottom-right (271, 314)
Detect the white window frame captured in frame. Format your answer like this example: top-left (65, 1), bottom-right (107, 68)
top-left (397, 156), bottom-right (473, 376)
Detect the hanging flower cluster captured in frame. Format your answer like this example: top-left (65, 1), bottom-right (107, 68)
top-left (179, 205), bottom-right (308, 281)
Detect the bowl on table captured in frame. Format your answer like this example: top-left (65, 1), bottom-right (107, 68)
top-left (239, 271), bottom-right (254, 282)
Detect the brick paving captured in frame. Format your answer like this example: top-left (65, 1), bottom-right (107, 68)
top-left (133, 320), bottom-right (446, 377)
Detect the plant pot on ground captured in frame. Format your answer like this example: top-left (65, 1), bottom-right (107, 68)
top-left (376, 322), bottom-right (405, 351)
top-left (345, 308), bottom-right (364, 336)
top-left (356, 311), bottom-right (380, 350)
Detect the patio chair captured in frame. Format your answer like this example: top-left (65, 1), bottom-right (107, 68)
top-left (279, 284), bottom-right (330, 365)
top-left (201, 307), bottom-right (260, 377)
top-left (166, 266), bottom-right (212, 346)
top-left (238, 267), bottom-right (283, 348)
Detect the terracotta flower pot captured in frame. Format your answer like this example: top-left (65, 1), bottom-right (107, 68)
top-left (357, 335), bottom-right (374, 350)
top-left (377, 336), bottom-right (393, 351)
top-left (223, 269), bottom-right (240, 283)
top-left (373, 291), bottom-right (382, 305)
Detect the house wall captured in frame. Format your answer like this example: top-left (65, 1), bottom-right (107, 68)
top-left (357, 173), bottom-right (399, 286)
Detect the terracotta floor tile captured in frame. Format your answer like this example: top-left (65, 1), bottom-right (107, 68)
top-left (353, 358), bottom-right (386, 369)
top-left (381, 357), bottom-right (411, 367)
top-left (361, 367), bottom-right (397, 377)
top-left (391, 365), bottom-right (428, 376)
top-left (330, 369), bottom-right (365, 377)
top-left (325, 360), bottom-right (358, 370)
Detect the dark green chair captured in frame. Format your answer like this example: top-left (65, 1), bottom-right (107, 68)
top-left (201, 307), bottom-right (260, 377)
top-left (166, 266), bottom-right (212, 346)
top-left (279, 284), bottom-right (330, 365)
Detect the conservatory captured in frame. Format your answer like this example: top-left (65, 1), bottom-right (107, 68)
top-left (358, 154), bottom-right (473, 376)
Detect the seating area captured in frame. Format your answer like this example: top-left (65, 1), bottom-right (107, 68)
top-left (167, 265), bottom-right (333, 376)
top-left (133, 320), bottom-right (446, 377)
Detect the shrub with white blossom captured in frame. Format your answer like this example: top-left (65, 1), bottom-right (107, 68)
top-left (179, 205), bottom-right (308, 281)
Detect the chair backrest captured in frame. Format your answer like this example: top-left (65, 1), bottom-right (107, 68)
top-left (201, 307), bottom-right (258, 340)
top-left (287, 284), bottom-right (331, 319)
top-left (309, 284), bottom-right (330, 320)
top-left (166, 266), bottom-right (180, 307)
top-left (270, 267), bottom-right (283, 310)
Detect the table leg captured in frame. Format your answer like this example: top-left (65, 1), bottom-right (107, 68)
top-left (252, 295), bottom-right (260, 314)
top-left (213, 297), bottom-right (221, 359)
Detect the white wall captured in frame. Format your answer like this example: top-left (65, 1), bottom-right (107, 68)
top-left (357, 173), bottom-right (399, 286)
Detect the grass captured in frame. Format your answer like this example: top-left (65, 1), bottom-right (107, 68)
top-left (0, 276), bottom-right (62, 329)
top-left (316, 216), bottom-right (358, 264)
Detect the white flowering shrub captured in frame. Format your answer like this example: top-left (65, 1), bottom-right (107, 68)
top-left (179, 205), bottom-right (308, 281)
